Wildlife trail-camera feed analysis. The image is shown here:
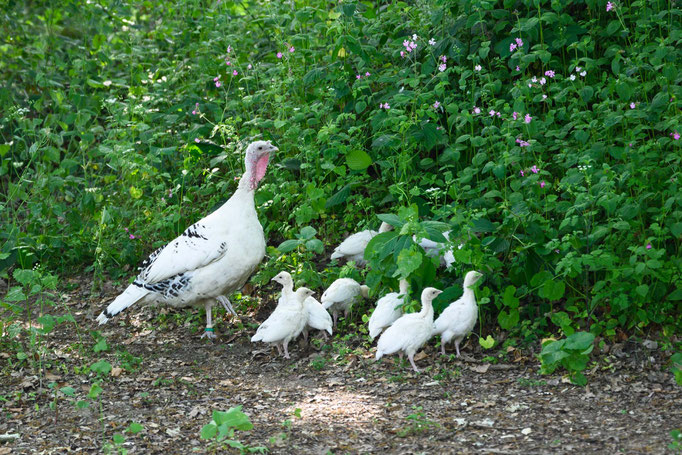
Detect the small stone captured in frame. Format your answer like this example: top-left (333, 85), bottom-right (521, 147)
top-left (521, 427), bottom-right (532, 435)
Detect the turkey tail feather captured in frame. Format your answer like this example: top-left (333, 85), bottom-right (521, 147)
top-left (96, 284), bottom-right (149, 324)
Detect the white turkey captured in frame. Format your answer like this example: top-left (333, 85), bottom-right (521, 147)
top-left (330, 222), bottom-right (393, 266)
top-left (368, 279), bottom-right (409, 340)
top-left (321, 278), bottom-right (370, 327)
top-left (433, 271), bottom-right (483, 357)
top-left (95, 140), bottom-right (277, 339)
top-left (375, 287), bottom-right (442, 372)
top-left (251, 285), bottom-right (314, 359)
top-left (415, 231), bottom-right (459, 268)
top-left (302, 295), bottom-right (333, 342)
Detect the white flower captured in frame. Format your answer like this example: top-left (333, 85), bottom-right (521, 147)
top-left (103, 80), bottom-right (112, 87)
top-left (580, 71), bottom-right (587, 77)
top-left (474, 64), bottom-right (482, 71)
top-left (569, 74), bottom-right (576, 81)
top-left (412, 34), bottom-right (418, 41)
top-left (428, 38), bottom-right (436, 46)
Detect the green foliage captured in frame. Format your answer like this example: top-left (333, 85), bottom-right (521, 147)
top-left (200, 406), bottom-right (266, 454)
top-left (397, 406), bottom-right (440, 437)
top-left (1, 0), bottom-right (681, 343)
top-left (540, 332), bottom-right (595, 386)
top-left (671, 352), bottom-right (682, 386)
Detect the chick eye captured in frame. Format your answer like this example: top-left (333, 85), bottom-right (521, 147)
top-left (258, 146), bottom-right (262, 150)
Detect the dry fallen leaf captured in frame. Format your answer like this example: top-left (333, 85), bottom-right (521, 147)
top-left (470, 363), bottom-right (490, 374)
top-left (111, 367), bottom-right (123, 377)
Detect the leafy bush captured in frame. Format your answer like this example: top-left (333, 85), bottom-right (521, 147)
top-left (1, 0), bottom-right (680, 342)
top-left (540, 331), bottom-right (595, 386)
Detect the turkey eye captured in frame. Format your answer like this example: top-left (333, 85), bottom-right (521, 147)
top-left (258, 146), bottom-right (262, 150)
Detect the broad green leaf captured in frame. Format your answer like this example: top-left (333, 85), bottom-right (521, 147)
top-left (325, 184), bottom-right (351, 208)
top-left (478, 335), bottom-right (495, 349)
top-left (91, 360), bottom-right (112, 375)
top-left (564, 332), bottom-right (595, 351)
top-left (129, 186), bottom-right (143, 199)
top-left (377, 214), bottom-right (404, 228)
top-left (502, 285), bottom-right (519, 308)
top-left (497, 309), bottom-right (519, 330)
top-left (60, 386), bottom-right (76, 397)
top-left (346, 149), bottom-right (372, 171)
top-left (277, 239), bottom-right (301, 253)
top-left (299, 226), bottom-right (317, 240)
top-left (212, 407), bottom-right (253, 431)
top-left (93, 338), bottom-right (108, 353)
top-left (200, 423), bottom-right (218, 440)
top-left (541, 280), bottom-right (565, 301)
top-left (394, 246), bottom-right (423, 278)
top-left (88, 383), bottom-right (103, 399)
top-left (127, 422), bottom-right (144, 434)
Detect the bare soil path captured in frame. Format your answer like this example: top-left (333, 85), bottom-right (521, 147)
top-left (1, 282), bottom-right (679, 454)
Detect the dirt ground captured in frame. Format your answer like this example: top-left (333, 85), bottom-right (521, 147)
top-left (1, 282), bottom-right (680, 454)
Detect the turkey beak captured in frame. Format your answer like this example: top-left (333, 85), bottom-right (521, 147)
top-left (267, 143), bottom-right (278, 153)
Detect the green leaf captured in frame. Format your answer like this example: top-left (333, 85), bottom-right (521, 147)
top-left (112, 433), bottom-right (125, 444)
top-left (91, 360), bottom-right (112, 375)
top-left (564, 332), bottom-right (595, 351)
top-left (377, 214), bottom-right (404, 228)
top-left (37, 315), bottom-right (56, 334)
top-left (60, 386), bottom-right (76, 397)
top-left (93, 338), bottom-right (108, 353)
top-left (13, 269), bottom-right (35, 286)
top-left (129, 186), bottom-right (143, 199)
top-left (541, 280), bottom-right (565, 301)
top-left (304, 239), bottom-right (324, 254)
top-left (497, 309), bottom-right (519, 330)
top-left (4, 287), bottom-right (27, 302)
top-left (127, 422), bottom-right (144, 434)
top-left (200, 423), bottom-right (218, 440)
top-left (325, 184), bottom-right (351, 208)
top-left (299, 226), bottom-right (317, 240)
top-left (354, 100), bottom-right (366, 113)
top-left (472, 218), bottom-right (496, 233)
top-left (502, 285), bottom-right (519, 308)
top-left (88, 383), bottom-right (103, 399)
top-left (212, 406), bottom-right (253, 431)
top-left (346, 149), bottom-right (372, 171)
top-left (395, 246), bottom-right (423, 278)
top-left (277, 239), bottom-right (301, 253)
top-left (478, 335), bottom-right (495, 349)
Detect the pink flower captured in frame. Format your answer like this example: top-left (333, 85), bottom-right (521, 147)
top-left (646, 243), bottom-right (652, 249)
top-left (575, 66), bottom-right (582, 72)
top-left (356, 74), bottom-right (362, 79)
top-left (474, 64), bottom-right (482, 71)
top-left (215, 81), bottom-right (221, 87)
top-left (524, 114), bottom-right (532, 124)
top-left (129, 234), bottom-right (135, 240)
top-left (226, 60), bottom-right (231, 66)
top-left (630, 102), bottom-right (635, 109)
top-left (515, 38), bottom-right (523, 47)
top-left (539, 77), bottom-right (546, 85)
top-left (409, 41), bottom-right (417, 50)
top-left (606, 1), bottom-right (614, 11)
top-left (234, 176), bottom-right (240, 181)
top-left (673, 131), bottom-right (681, 140)
top-left (438, 63), bottom-right (446, 72)
top-left (232, 70), bottom-right (238, 76)
top-left (433, 101), bottom-right (441, 109)
top-left (276, 52), bottom-right (283, 59)
top-left (545, 70), bottom-right (555, 78)
top-left (489, 109), bottom-right (496, 117)
top-left (403, 39), bottom-right (410, 48)
top-left (510, 43), bottom-right (517, 52)
top-left (520, 170), bottom-right (525, 176)
top-left (247, 64), bottom-right (252, 69)
top-left (530, 165), bottom-right (539, 174)
top-left (473, 106), bottom-right (481, 114)
top-left (540, 181), bottom-right (546, 188)
top-left (532, 76), bottom-right (537, 83)
top-left (379, 103), bottom-right (390, 110)
top-left (192, 102), bottom-right (198, 115)
top-left (124, 227), bottom-right (129, 232)
top-left (512, 112), bottom-right (518, 120)
top-left (440, 55), bottom-right (447, 63)
top-left (516, 138), bottom-right (530, 147)
top-left (497, 112), bottom-right (501, 118)
top-left (226, 45), bottom-right (232, 54)
top-left (400, 51), bottom-right (405, 58)
top-left (516, 66), bottom-right (520, 71)
top-left (365, 72), bottom-right (370, 77)
top-left (213, 76), bottom-right (220, 82)
top-left (289, 46), bottom-right (295, 53)
top-left (195, 138), bottom-right (200, 143)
